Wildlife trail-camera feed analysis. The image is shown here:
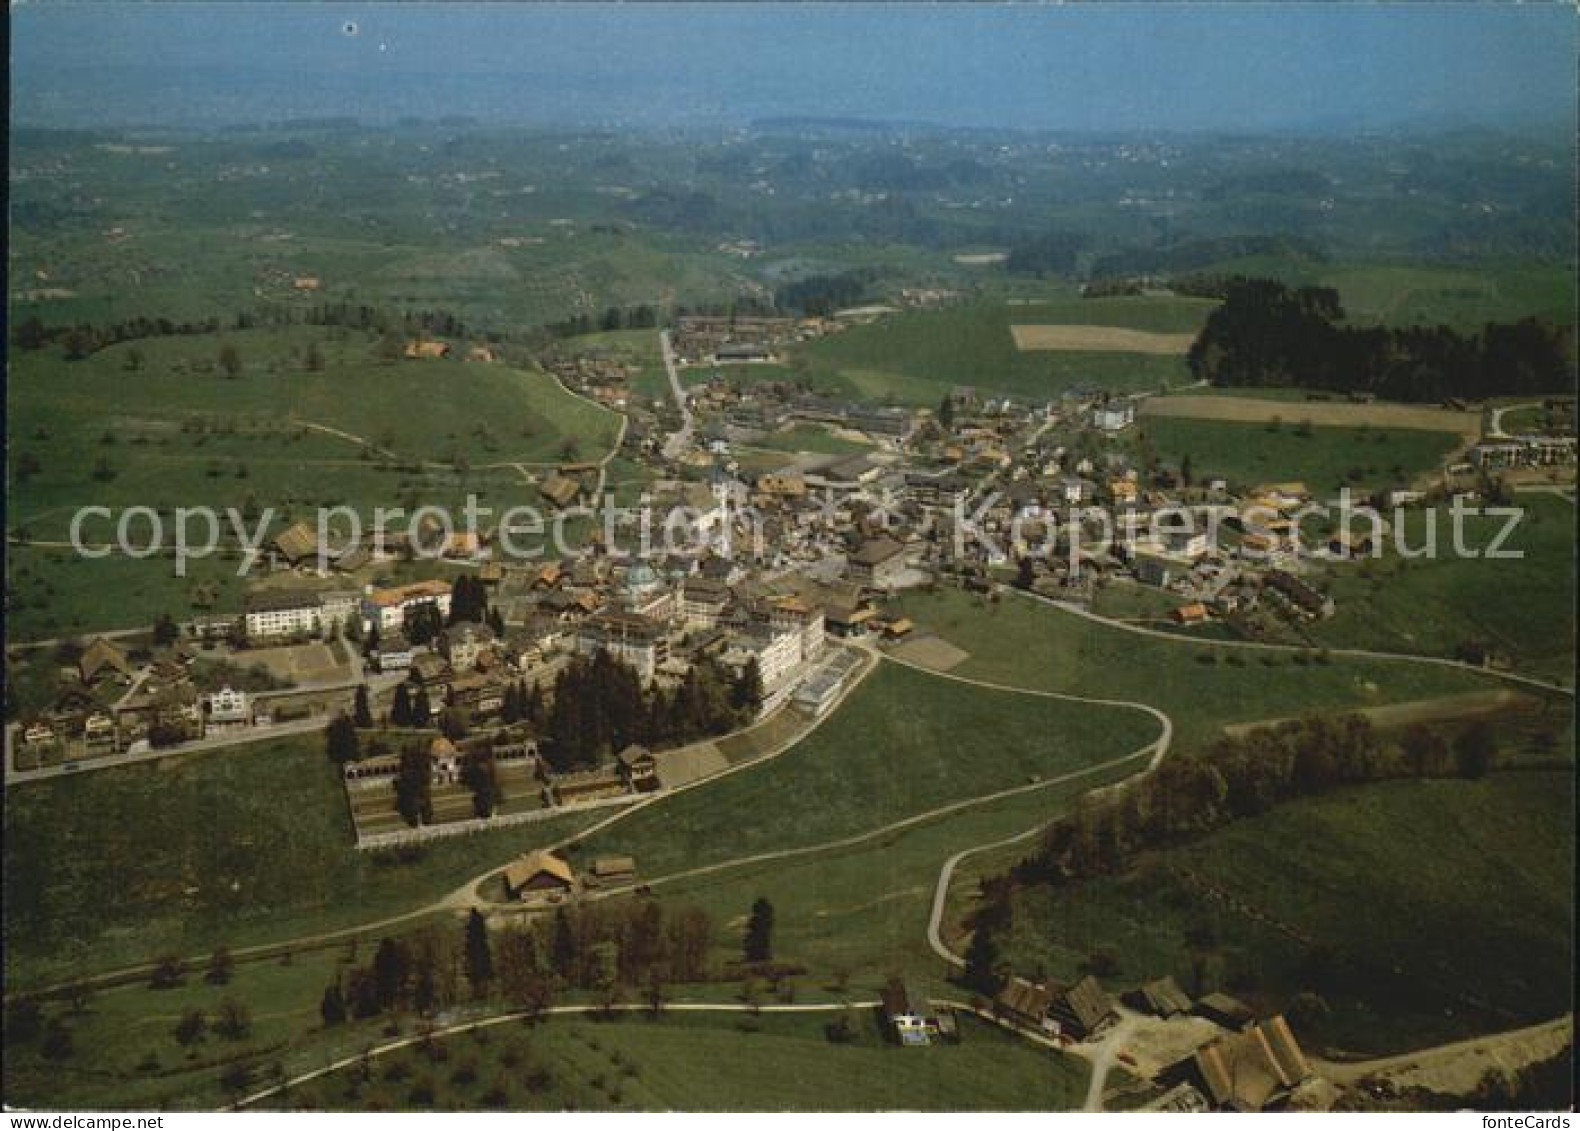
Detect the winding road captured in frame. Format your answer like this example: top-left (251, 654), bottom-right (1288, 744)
top-left (658, 329), bottom-right (694, 461)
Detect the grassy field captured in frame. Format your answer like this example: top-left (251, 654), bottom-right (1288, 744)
top-left (794, 292), bottom-right (1216, 404)
top-left (982, 770), bottom-right (1575, 1057)
top-left (744, 423), bottom-right (875, 456)
top-left (2, 943), bottom-right (365, 1110)
top-left (5, 544), bottom-right (249, 642)
top-left (6, 328), bottom-right (621, 541)
top-left (1306, 494), bottom-right (1577, 682)
top-left (1135, 416), bottom-right (1464, 492)
top-left (1192, 257), bottom-right (1577, 333)
top-left (2, 735), bottom-right (608, 987)
top-left (264, 1009), bottom-right (1090, 1112)
top-left (566, 661), bottom-right (1157, 881)
top-left (643, 766), bottom-right (1137, 982)
top-left (889, 586), bottom-right (1500, 750)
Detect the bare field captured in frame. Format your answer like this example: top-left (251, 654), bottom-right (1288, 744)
top-left (1010, 324), bottom-right (1196, 354)
top-left (1141, 394), bottom-right (1481, 438)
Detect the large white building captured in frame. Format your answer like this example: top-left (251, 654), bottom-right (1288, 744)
top-left (364, 579), bottom-right (454, 633)
top-left (244, 587), bottom-right (363, 640)
top-left (244, 589), bottom-right (326, 640)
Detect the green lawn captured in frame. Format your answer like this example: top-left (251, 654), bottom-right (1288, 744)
top-left (567, 662), bottom-right (1156, 880)
top-left (1136, 416), bottom-right (1463, 493)
top-left (2, 736), bottom-right (608, 987)
top-left (890, 586), bottom-right (1500, 750)
top-left (647, 766), bottom-right (1137, 982)
top-left (267, 1009), bottom-right (1090, 1112)
top-left (5, 544), bottom-right (249, 642)
top-left (744, 423), bottom-right (875, 456)
top-left (1307, 494), bottom-right (1576, 682)
top-left (793, 293), bottom-right (1215, 404)
top-left (2, 945), bottom-right (363, 1111)
top-left (984, 771), bottom-right (1575, 1057)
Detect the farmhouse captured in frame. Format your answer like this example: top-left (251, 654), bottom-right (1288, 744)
top-left (503, 850), bottom-right (574, 900)
top-left (1173, 602), bottom-right (1211, 626)
top-left (1136, 976), bottom-right (1193, 1018)
top-left (616, 743), bottom-right (660, 791)
top-left (78, 637), bottom-right (135, 685)
top-left (1191, 1015), bottom-right (1312, 1112)
top-left (1048, 975), bottom-right (1118, 1040)
top-left (996, 977), bottom-right (1058, 1034)
top-left (270, 522), bottom-right (321, 569)
top-left (539, 473), bottom-right (581, 510)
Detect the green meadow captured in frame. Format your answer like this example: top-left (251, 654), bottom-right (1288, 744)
top-left (568, 661), bottom-right (1156, 879)
top-left (6, 328), bottom-right (621, 541)
top-left (2, 735), bottom-right (607, 987)
top-left (793, 292), bottom-right (1215, 404)
top-left (264, 1009), bottom-right (1090, 1112)
top-left (1136, 416), bottom-right (1463, 493)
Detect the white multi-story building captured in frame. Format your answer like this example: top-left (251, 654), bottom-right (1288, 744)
top-left (319, 590), bottom-right (361, 631)
top-left (244, 589), bottom-right (326, 640)
top-left (681, 578), bottom-right (732, 630)
top-left (734, 627), bottom-right (803, 693)
top-left (766, 596), bottom-right (826, 663)
top-left (364, 579), bottom-right (454, 633)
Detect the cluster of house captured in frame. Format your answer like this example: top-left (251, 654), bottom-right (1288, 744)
top-left (669, 314), bottom-right (839, 366)
top-left (989, 973), bottom-right (1316, 1113)
top-left (356, 557), bottom-right (844, 717)
top-left (15, 636), bottom-right (288, 761)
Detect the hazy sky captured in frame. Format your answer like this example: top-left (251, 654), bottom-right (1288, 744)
top-left (10, 2), bottom-right (1577, 133)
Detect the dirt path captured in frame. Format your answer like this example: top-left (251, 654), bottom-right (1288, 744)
top-left (1315, 1014), bottom-right (1573, 1096)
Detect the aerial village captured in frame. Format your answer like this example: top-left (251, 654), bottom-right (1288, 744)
top-left (6, 311), bottom-right (1575, 1111)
